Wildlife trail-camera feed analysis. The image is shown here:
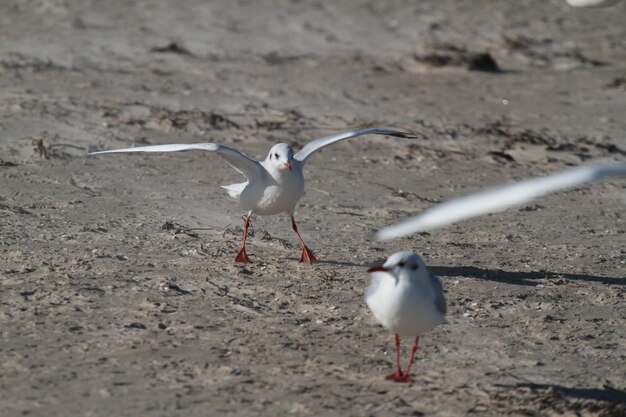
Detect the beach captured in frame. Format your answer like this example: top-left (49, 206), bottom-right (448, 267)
top-left (1, 1), bottom-right (625, 415)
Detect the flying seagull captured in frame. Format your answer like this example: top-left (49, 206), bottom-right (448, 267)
top-left (366, 251), bottom-right (446, 382)
top-left (91, 127), bottom-right (416, 263)
top-left (376, 162), bottom-right (626, 240)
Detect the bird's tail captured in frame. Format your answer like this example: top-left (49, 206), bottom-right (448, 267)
top-left (221, 182), bottom-right (247, 199)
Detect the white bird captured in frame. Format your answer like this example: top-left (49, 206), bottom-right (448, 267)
top-left (90, 127), bottom-right (416, 263)
top-left (366, 251), bottom-right (446, 382)
top-left (376, 162), bottom-right (626, 240)
top-left (566, 0), bottom-right (621, 8)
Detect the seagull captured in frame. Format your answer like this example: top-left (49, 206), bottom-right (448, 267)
top-left (90, 127), bottom-right (416, 263)
top-left (376, 162), bottom-right (626, 240)
top-left (366, 251), bottom-right (446, 382)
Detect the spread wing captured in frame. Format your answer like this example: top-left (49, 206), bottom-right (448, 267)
top-left (566, 0), bottom-right (621, 8)
top-left (376, 162), bottom-right (626, 240)
top-left (293, 128), bottom-right (417, 165)
top-left (90, 143), bottom-right (263, 180)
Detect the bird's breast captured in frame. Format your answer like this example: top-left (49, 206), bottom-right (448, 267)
top-left (367, 279), bottom-right (443, 337)
top-left (241, 170), bottom-right (304, 215)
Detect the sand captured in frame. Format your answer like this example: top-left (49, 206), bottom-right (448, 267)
top-left (1, 1), bottom-right (625, 416)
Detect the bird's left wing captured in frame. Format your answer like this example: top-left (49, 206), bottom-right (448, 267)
top-left (376, 162), bottom-right (626, 240)
top-left (90, 143), bottom-right (263, 180)
top-left (293, 128), bottom-right (416, 165)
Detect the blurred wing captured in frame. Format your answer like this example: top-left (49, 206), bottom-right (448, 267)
top-left (376, 162), bottom-right (626, 240)
top-left (90, 143), bottom-right (263, 180)
top-left (566, 0), bottom-right (621, 8)
top-left (293, 127), bottom-right (417, 165)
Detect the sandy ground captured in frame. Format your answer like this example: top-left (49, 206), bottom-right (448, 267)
top-left (1, 1), bottom-right (625, 416)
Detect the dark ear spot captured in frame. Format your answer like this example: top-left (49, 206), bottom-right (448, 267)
top-left (411, 264), bottom-right (419, 271)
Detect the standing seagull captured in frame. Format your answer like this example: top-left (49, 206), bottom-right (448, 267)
top-left (366, 251), bottom-right (446, 382)
top-left (376, 162), bottom-right (626, 240)
top-left (91, 127), bottom-right (415, 263)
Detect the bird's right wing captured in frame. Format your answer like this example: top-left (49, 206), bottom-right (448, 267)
top-left (376, 162), bottom-right (626, 240)
top-left (90, 143), bottom-right (263, 180)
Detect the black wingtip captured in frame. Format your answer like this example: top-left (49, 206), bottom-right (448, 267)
top-left (389, 131), bottom-right (418, 139)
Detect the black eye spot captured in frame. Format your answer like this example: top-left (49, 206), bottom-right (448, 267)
top-left (397, 262), bottom-right (405, 268)
top-left (274, 153), bottom-right (279, 159)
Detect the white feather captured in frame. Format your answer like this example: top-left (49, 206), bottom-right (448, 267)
top-left (376, 162), bottom-right (626, 241)
top-left (566, 0), bottom-right (620, 7)
top-left (294, 128), bottom-right (416, 165)
top-left (221, 182), bottom-right (248, 199)
top-left (90, 143), bottom-right (262, 181)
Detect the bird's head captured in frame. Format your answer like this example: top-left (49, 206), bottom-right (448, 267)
top-left (367, 251), bottom-right (426, 282)
top-left (266, 143), bottom-right (295, 171)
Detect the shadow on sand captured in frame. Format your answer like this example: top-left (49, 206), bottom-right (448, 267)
top-left (496, 382), bottom-right (626, 404)
top-left (286, 258), bottom-right (623, 287)
top-left (430, 265), bottom-right (624, 286)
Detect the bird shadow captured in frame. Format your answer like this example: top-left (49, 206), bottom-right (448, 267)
top-left (494, 382), bottom-right (626, 404)
top-left (318, 259), bottom-right (367, 267)
top-left (430, 265), bottom-right (625, 286)
top-left (287, 257), bottom-right (365, 268)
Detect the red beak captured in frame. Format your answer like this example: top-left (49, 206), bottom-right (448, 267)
top-left (284, 161), bottom-right (292, 170)
top-left (367, 264), bottom-right (388, 273)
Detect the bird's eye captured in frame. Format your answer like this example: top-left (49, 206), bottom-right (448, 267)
top-left (274, 153), bottom-right (279, 159)
top-left (397, 262), bottom-right (405, 268)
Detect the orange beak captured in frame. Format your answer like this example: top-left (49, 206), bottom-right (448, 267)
top-left (284, 161), bottom-right (292, 170)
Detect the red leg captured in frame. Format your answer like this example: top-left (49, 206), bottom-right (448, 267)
top-left (234, 213), bottom-right (252, 263)
top-left (386, 333), bottom-right (405, 381)
top-left (291, 216), bottom-right (318, 264)
top-left (401, 336), bottom-right (419, 381)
